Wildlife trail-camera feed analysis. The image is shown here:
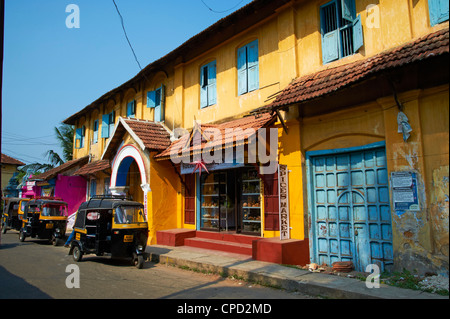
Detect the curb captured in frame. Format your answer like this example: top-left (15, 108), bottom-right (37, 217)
top-left (146, 246), bottom-right (448, 300)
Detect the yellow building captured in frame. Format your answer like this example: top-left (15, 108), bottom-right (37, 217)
top-left (63, 0), bottom-right (449, 274)
top-left (1, 153), bottom-right (25, 197)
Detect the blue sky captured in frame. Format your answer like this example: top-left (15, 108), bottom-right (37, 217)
top-left (2, 0), bottom-right (253, 165)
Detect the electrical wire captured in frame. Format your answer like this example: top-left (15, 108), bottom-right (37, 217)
top-left (200, 0), bottom-right (245, 13)
top-left (112, 0), bottom-right (143, 71)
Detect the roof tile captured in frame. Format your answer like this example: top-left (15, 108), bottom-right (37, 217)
top-left (270, 28), bottom-right (449, 109)
top-left (155, 113), bottom-right (275, 160)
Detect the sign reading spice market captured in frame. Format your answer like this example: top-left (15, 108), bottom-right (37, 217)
top-left (278, 164), bottom-right (290, 240)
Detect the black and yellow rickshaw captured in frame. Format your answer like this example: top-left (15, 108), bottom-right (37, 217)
top-left (69, 195), bottom-right (148, 269)
top-left (1, 197), bottom-right (30, 234)
top-left (19, 197), bottom-right (68, 245)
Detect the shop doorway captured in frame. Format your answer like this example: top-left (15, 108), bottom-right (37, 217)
top-left (199, 167), bottom-right (262, 236)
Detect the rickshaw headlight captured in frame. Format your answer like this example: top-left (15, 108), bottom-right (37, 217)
top-left (138, 245), bottom-right (144, 251)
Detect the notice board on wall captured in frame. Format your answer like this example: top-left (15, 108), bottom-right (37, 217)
top-left (391, 171), bottom-right (420, 211)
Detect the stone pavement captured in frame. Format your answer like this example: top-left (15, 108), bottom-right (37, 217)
top-left (145, 244), bottom-right (448, 300)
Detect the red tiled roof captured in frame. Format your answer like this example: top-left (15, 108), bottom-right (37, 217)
top-left (32, 156), bottom-right (90, 181)
top-left (122, 118), bottom-right (171, 151)
top-left (270, 28), bottom-right (449, 109)
top-left (73, 160), bottom-right (110, 176)
top-left (1, 153), bottom-right (25, 166)
top-left (101, 118), bottom-right (172, 160)
top-left (155, 113), bottom-right (276, 160)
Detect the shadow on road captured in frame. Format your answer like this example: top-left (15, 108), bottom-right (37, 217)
top-left (0, 265), bottom-right (52, 299)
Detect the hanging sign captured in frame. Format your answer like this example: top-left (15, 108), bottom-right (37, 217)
top-left (391, 171), bottom-right (420, 211)
top-left (278, 164), bottom-right (290, 240)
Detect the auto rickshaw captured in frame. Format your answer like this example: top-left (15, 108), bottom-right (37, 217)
top-left (69, 195), bottom-right (148, 269)
top-left (19, 197), bottom-right (68, 245)
top-left (1, 197), bottom-right (30, 234)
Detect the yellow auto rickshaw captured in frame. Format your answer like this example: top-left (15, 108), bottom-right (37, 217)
top-left (1, 197), bottom-right (30, 234)
top-left (19, 197), bottom-right (68, 245)
top-left (69, 195), bottom-right (148, 269)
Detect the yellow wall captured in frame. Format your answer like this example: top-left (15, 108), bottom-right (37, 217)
top-left (292, 85), bottom-right (448, 273)
top-left (1, 164), bottom-right (20, 191)
top-left (67, 0), bottom-right (448, 265)
top-left (73, 0), bottom-right (448, 163)
top-left (147, 153), bottom-right (181, 244)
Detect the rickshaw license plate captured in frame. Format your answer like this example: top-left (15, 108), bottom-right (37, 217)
top-left (124, 235), bottom-right (134, 243)
top-left (46, 223), bottom-right (54, 229)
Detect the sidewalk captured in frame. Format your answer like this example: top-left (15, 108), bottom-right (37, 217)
top-left (145, 244), bottom-right (448, 299)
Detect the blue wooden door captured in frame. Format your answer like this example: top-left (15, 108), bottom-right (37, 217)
top-left (310, 147), bottom-right (393, 272)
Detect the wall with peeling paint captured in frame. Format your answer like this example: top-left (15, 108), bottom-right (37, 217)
top-left (292, 85), bottom-right (448, 275)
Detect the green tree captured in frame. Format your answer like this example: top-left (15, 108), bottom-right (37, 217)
top-left (17, 124), bottom-right (74, 180)
top-left (47, 124), bottom-right (74, 163)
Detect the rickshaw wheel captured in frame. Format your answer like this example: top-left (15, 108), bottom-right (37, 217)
top-left (133, 253), bottom-right (144, 269)
top-left (72, 245), bottom-right (83, 262)
top-left (19, 230), bottom-right (26, 242)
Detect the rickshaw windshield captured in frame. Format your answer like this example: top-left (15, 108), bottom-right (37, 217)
top-left (41, 204), bottom-right (68, 217)
top-left (114, 206), bottom-right (146, 224)
top-left (28, 205), bottom-right (40, 213)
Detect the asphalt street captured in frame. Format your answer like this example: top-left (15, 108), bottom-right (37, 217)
top-left (0, 231), bottom-right (318, 300)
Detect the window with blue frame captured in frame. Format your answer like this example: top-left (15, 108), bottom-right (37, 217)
top-left (200, 60), bottom-right (217, 108)
top-left (101, 111), bottom-right (116, 139)
top-left (93, 120), bottom-right (99, 144)
top-left (320, 0), bottom-right (364, 64)
top-left (90, 179), bottom-right (97, 198)
top-left (147, 85), bottom-right (165, 123)
top-left (75, 125), bottom-right (85, 149)
top-left (428, 0), bottom-right (449, 26)
top-left (237, 39), bottom-right (259, 96)
top-left (126, 100), bottom-right (136, 118)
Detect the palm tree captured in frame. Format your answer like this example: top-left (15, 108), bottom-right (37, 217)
top-left (50, 124), bottom-right (74, 163)
top-left (18, 124), bottom-right (74, 179)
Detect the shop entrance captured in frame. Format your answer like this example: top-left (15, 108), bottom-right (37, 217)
top-left (199, 167), bottom-right (262, 236)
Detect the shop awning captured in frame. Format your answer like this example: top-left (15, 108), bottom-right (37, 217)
top-left (155, 112), bottom-right (276, 162)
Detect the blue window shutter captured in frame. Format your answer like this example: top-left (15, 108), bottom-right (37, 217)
top-left (75, 128), bottom-right (82, 149)
top-left (322, 30), bottom-right (339, 64)
top-left (90, 180), bottom-right (97, 198)
top-left (247, 40), bottom-right (259, 92)
top-left (127, 100), bottom-right (135, 118)
top-left (101, 114), bottom-right (110, 138)
top-left (200, 65), bottom-right (208, 108)
top-left (321, 1), bottom-right (340, 64)
top-left (93, 120), bottom-right (99, 143)
top-left (147, 91), bottom-right (156, 108)
top-left (207, 61), bottom-right (217, 105)
top-left (109, 111), bottom-right (115, 137)
top-left (160, 85), bottom-right (165, 122)
top-left (352, 14), bottom-right (364, 53)
top-left (80, 126), bottom-right (85, 148)
top-left (237, 45), bottom-right (248, 95)
top-left (341, 0), bottom-right (355, 22)
top-left (429, 0), bottom-right (449, 26)
top-left (155, 85), bottom-right (165, 122)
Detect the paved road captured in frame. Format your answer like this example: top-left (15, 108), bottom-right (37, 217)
top-left (0, 231), bottom-right (317, 300)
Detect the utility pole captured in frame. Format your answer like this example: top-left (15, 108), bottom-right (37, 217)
top-left (1, 0), bottom-right (4, 157)
top-left (0, 0), bottom-right (4, 201)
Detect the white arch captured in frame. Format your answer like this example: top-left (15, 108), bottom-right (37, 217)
top-left (110, 144), bottom-right (147, 189)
